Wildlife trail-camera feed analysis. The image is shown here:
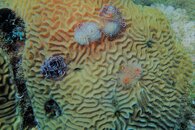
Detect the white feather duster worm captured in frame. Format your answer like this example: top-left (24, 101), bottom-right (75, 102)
top-left (74, 22), bottom-right (101, 45)
top-left (99, 5), bottom-right (125, 37)
top-left (102, 21), bottom-right (121, 37)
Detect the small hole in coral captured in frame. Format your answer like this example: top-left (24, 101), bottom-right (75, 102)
top-left (114, 110), bottom-right (121, 117)
top-left (172, 81), bottom-right (176, 86)
top-left (145, 40), bottom-right (154, 48)
top-left (112, 99), bottom-right (118, 107)
top-left (73, 67), bottom-right (82, 71)
top-left (44, 99), bottom-right (61, 118)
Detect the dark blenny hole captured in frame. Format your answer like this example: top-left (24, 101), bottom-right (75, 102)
top-left (146, 40), bottom-right (154, 48)
top-left (44, 99), bottom-right (62, 118)
top-left (114, 110), bottom-right (121, 117)
top-left (74, 67), bottom-right (82, 71)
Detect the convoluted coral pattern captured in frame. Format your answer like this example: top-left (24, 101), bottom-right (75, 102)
top-left (3, 0), bottom-right (193, 129)
top-left (0, 48), bottom-right (20, 130)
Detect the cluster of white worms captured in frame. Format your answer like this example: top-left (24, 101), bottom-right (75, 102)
top-left (74, 5), bottom-right (125, 45)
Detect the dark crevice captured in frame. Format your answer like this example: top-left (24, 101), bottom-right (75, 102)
top-left (22, 106), bottom-right (37, 129)
top-left (44, 99), bottom-right (62, 118)
top-left (0, 8), bottom-right (37, 130)
top-left (0, 8), bottom-right (16, 33)
top-left (73, 67), bottom-right (82, 71)
top-left (114, 110), bottom-right (122, 118)
top-left (145, 40), bottom-right (154, 48)
top-left (0, 8), bottom-right (25, 45)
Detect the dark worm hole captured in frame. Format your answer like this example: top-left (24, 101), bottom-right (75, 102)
top-left (74, 67), bottom-right (82, 71)
top-left (44, 99), bottom-right (62, 118)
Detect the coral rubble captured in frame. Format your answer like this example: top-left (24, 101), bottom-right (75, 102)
top-left (151, 4), bottom-right (195, 52)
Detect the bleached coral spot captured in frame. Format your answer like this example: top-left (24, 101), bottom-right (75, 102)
top-left (74, 22), bottom-right (101, 45)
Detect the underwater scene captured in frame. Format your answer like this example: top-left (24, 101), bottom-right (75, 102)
top-left (0, 0), bottom-right (194, 130)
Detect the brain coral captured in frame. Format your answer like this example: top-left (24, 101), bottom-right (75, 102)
top-left (0, 48), bottom-right (20, 130)
top-left (1, 0), bottom-right (193, 129)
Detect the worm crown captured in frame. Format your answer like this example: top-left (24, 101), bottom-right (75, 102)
top-left (40, 55), bottom-right (67, 80)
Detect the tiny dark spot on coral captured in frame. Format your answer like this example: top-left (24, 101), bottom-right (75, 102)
top-left (124, 118), bottom-right (130, 124)
top-left (73, 67), bottom-right (82, 71)
top-left (44, 99), bottom-right (62, 118)
top-left (103, 128), bottom-right (112, 130)
top-left (180, 122), bottom-right (187, 130)
top-left (145, 40), bottom-right (154, 48)
top-left (114, 110), bottom-right (121, 117)
top-left (89, 125), bottom-right (95, 129)
top-left (133, 0), bottom-right (153, 6)
top-left (172, 81), bottom-right (176, 86)
top-left (112, 99), bottom-right (118, 107)
top-left (17, 82), bottom-right (26, 94)
top-left (191, 99), bottom-right (195, 108)
top-left (184, 111), bottom-right (192, 120)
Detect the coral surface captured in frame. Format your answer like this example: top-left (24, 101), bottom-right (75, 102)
top-left (0, 48), bottom-right (20, 130)
top-left (0, 0), bottom-right (194, 129)
top-left (151, 4), bottom-right (195, 100)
